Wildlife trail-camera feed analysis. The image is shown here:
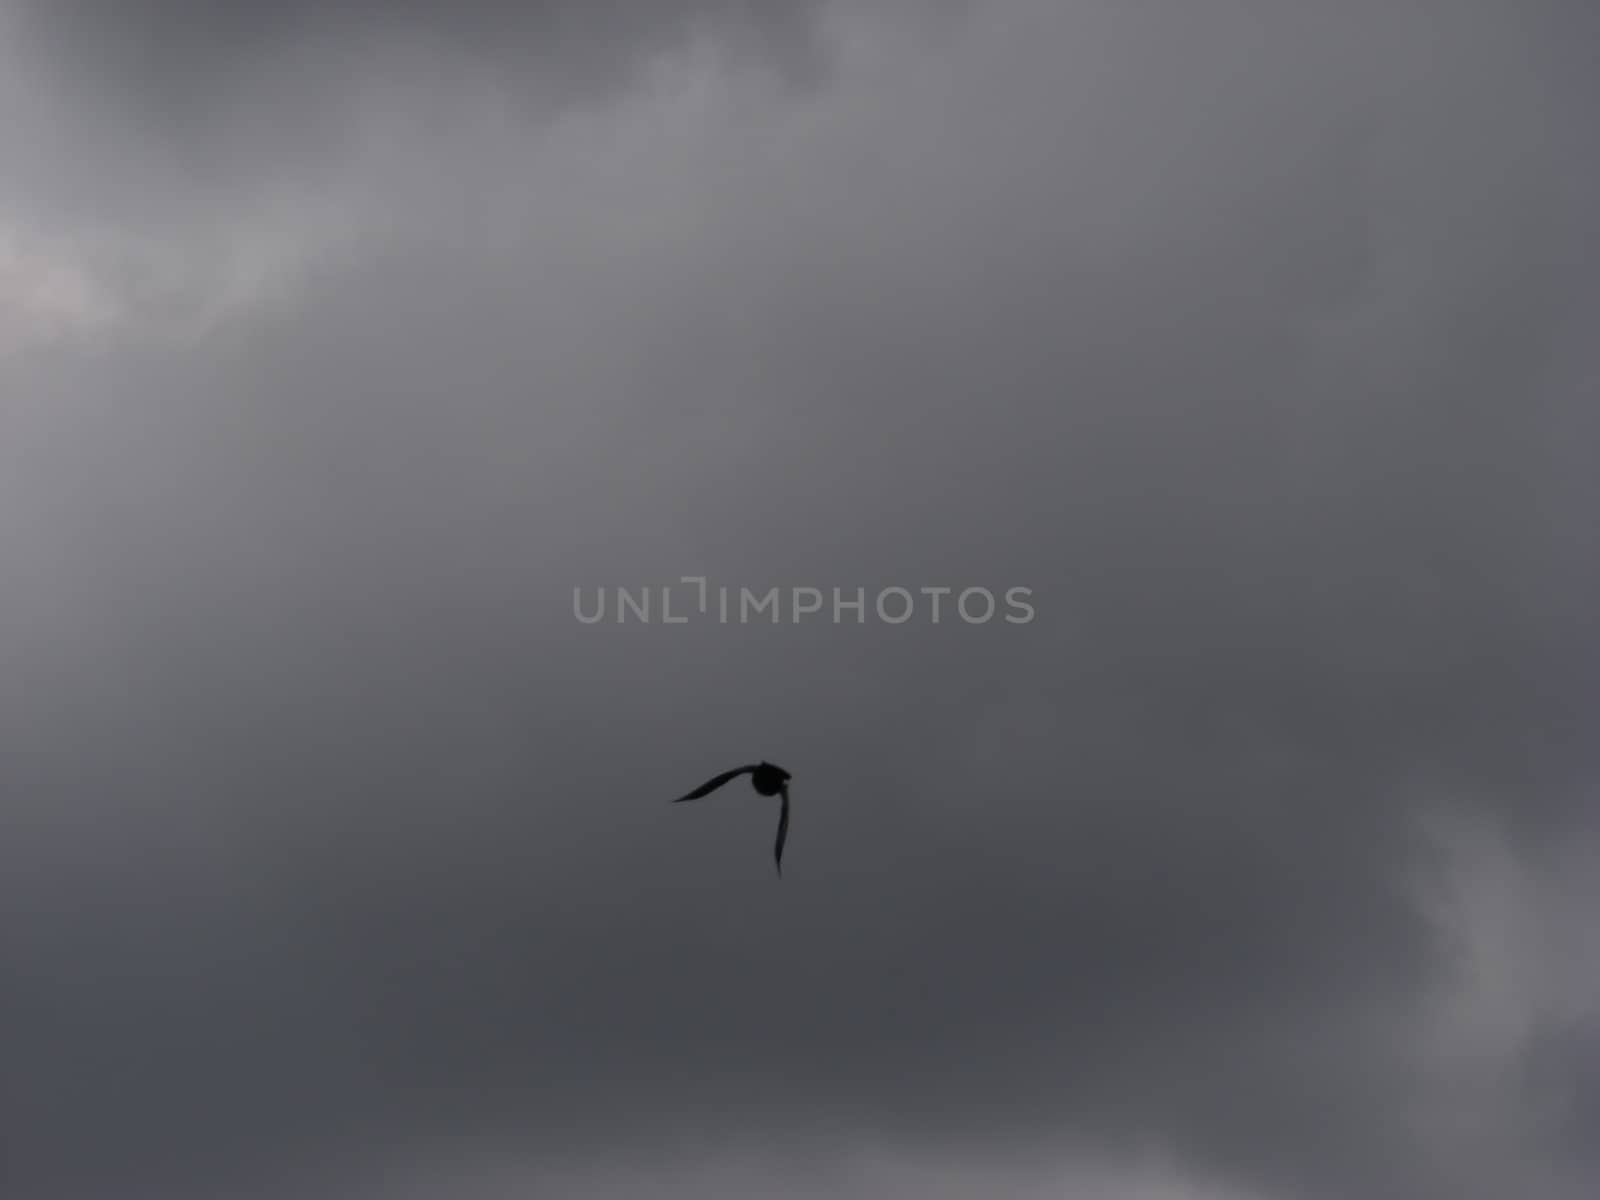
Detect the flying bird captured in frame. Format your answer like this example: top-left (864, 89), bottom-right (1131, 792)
top-left (672, 761), bottom-right (792, 875)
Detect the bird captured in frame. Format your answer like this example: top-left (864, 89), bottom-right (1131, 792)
top-left (672, 761), bottom-right (792, 875)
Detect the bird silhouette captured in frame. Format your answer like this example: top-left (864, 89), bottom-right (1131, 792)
top-left (672, 761), bottom-right (792, 875)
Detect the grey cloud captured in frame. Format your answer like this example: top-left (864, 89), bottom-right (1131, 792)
top-left (10, 0), bottom-right (831, 116)
top-left (0, 0), bottom-right (842, 236)
top-left (3, 2), bottom-right (1599, 1199)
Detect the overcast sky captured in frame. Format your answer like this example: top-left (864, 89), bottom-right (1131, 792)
top-left (3, 2), bottom-right (1598, 1198)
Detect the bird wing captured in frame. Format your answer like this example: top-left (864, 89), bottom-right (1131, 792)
top-left (672, 764), bottom-right (758, 802)
top-left (773, 783), bottom-right (790, 877)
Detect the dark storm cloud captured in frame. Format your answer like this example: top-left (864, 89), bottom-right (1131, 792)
top-left (11, 0), bottom-right (832, 117)
top-left (1, 0), bottom-right (846, 233)
top-left (4, 2), bottom-right (1599, 1199)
